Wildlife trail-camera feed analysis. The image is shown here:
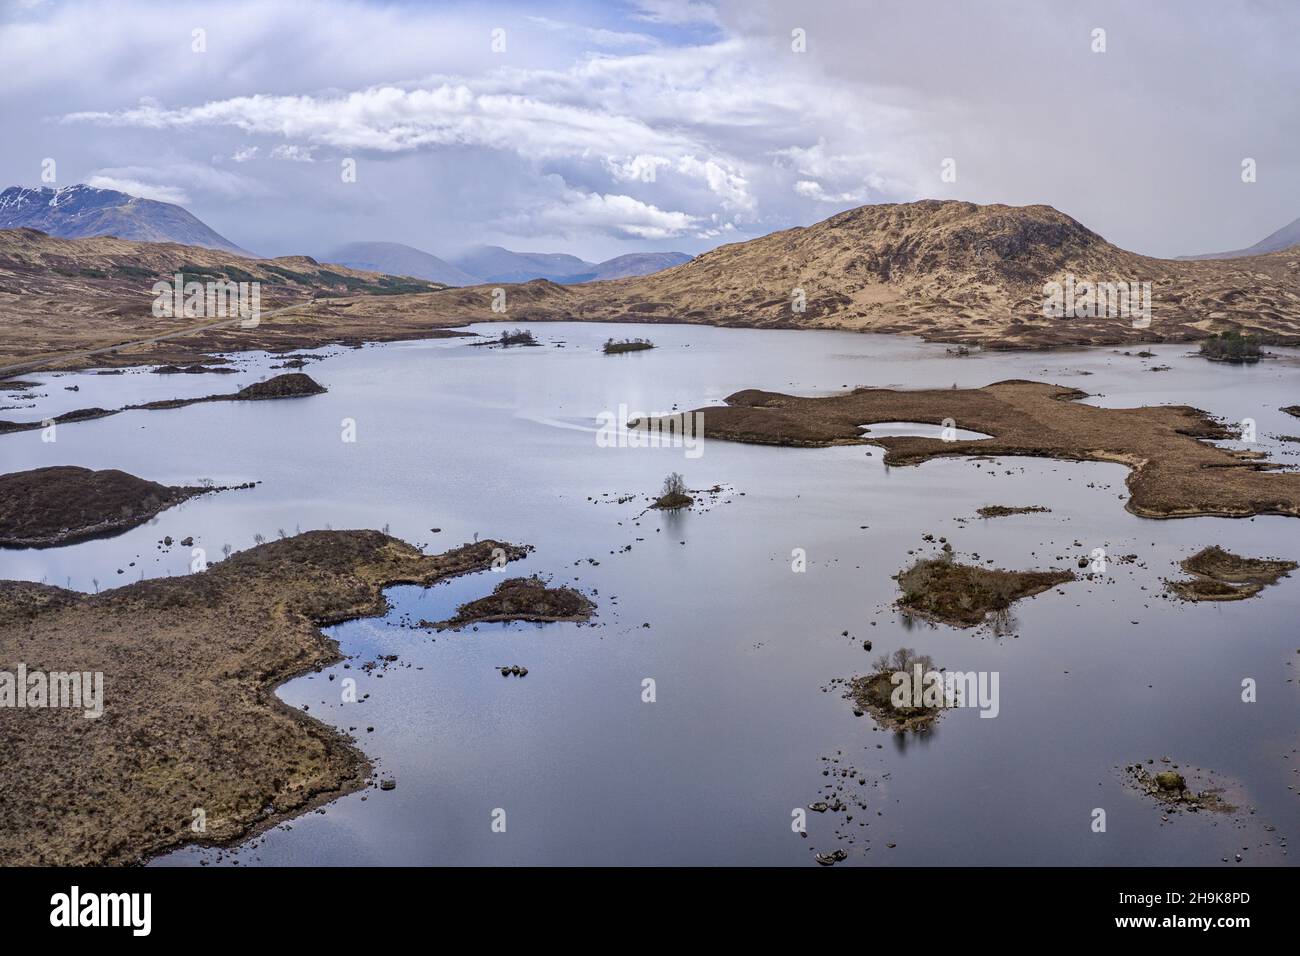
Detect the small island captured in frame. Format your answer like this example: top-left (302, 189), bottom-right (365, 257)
top-left (1165, 545), bottom-right (1296, 601)
top-left (651, 472), bottom-right (693, 510)
top-left (896, 554), bottom-right (1073, 628)
top-left (0, 372), bottom-right (328, 434)
top-left (498, 328), bottom-right (539, 347)
top-left (976, 504), bottom-right (1051, 518)
top-left (420, 575), bottom-right (594, 630)
top-left (603, 337), bottom-right (655, 354)
top-left (844, 648), bottom-right (948, 732)
top-left (1198, 330), bottom-right (1262, 364)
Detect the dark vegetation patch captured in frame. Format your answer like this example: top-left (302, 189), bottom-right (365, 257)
top-left (0, 466), bottom-right (239, 548)
top-left (603, 337), bottom-right (655, 354)
top-left (895, 554), bottom-right (1073, 628)
top-left (498, 328), bottom-right (539, 347)
top-left (976, 504), bottom-right (1051, 518)
top-left (1199, 330), bottom-right (1262, 364)
top-left (152, 364), bottom-right (237, 375)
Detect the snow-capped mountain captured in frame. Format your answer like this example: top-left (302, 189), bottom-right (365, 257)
top-left (0, 184), bottom-right (253, 256)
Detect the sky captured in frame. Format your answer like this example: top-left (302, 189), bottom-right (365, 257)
top-left (1, 0), bottom-right (1296, 260)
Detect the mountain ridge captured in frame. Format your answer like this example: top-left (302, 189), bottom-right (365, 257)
top-left (410, 199), bottom-right (1300, 348)
top-left (326, 240), bottom-right (692, 286)
top-left (0, 185), bottom-right (255, 257)
top-left (1178, 214), bottom-right (1300, 260)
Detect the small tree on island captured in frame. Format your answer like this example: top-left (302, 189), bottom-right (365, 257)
top-left (653, 472), bottom-right (693, 510)
top-left (1199, 330), bottom-right (1262, 363)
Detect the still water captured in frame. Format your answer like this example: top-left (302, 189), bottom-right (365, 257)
top-left (3, 323), bottom-right (1298, 865)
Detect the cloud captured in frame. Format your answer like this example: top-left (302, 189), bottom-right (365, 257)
top-left (526, 16), bottom-right (660, 49)
top-left (84, 176), bottom-right (190, 204)
top-left (6, 0), bottom-right (1293, 257)
top-left (269, 144), bottom-right (315, 162)
top-left (629, 0), bottom-right (720, 26)
top-left (509, 189), bottom-right (700, 240)
top-left (793, 180), bottom-right (869, 204)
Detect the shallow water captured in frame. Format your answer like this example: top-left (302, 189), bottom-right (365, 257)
top-left (3, 323), bottom-right (1298, 866)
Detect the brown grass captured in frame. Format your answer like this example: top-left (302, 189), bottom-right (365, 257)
top-left (0, 531), bottom-right (527, 865)
top-left (1166, 545), bottom-right (1297, 601)
top-left (895, 555), bottom-right (1073, 628)
top-left (0, 466), bottom-right (217, 548)
top-left (667, 379), bottom-right (1300, 519)
top-left (420, 575), bottom-right (594, 630)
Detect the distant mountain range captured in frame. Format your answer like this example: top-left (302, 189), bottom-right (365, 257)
top-left (1179, 215), bottom-right (1300, 260)
top-left (324, 241), bottom-right (691, 286)
top-left (323, 241), bottom-right (480, 287)
top-left (0, 185), bottom-right (254, 257)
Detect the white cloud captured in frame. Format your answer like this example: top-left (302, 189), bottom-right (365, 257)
top-left (526, 16), bottom-right (660, 49)
top-left (84, 176), bottom-right (190, 204)
top-left (12, 0), bottom-right (1288, 257)
top-left (269, 144), bottom-right (316, 162)
top-left (630, 0), bottom-right (720, 26)
top-left (793, 180), bottom-right (871, 203)
top-left (510, 189), bottom-right (700, 240)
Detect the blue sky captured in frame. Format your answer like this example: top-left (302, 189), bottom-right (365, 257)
top-left (1, 0), bottom-right (1296, 260)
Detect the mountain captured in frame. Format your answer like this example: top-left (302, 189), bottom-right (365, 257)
top-left (324, 241), bottom-right (479, 287)
top-left (588, 252), bottom-right (692, 280)
top-left (451, 245), bottom-right (595, 284)
top-left (0, 185), bottom-right (254, 256)
top-left (408, 200), bottom-right (1300, 348)
top-left (1179, 215), bottom-right (1300, 260)
top-left (448, 245), bottom-right (691, 284)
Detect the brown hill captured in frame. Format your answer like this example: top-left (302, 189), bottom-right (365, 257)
top-left (0, 229), bottom-right (444, 369)
top-left (415, 201), bottom-right (1300, 348)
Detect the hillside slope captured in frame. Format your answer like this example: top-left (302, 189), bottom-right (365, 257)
top-left (0, 229), bottom-right (444, 367)
top-left (412, 200), bottom-right (1300, 347)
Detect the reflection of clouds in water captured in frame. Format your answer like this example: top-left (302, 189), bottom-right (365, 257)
top-left (864, 421), bottom-right (993, 441)
top-left (514, 412), bottom-right (600, 434)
